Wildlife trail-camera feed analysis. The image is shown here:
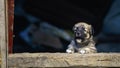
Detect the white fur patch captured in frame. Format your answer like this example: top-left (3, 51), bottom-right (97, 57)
top-left (85, 48), bottom-right (90, 51)
top-left (76, 39), bottom-right (81, 43)
top-left (66, 49), bottom-right (74, 53)
top-left (80, 50), bottom-right (86, 54)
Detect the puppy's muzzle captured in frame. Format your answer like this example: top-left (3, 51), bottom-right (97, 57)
top-left (74, 28), bottom-right (86, 39)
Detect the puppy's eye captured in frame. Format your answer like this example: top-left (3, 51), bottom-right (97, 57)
top-left (80, 27), bottom-right (85, 30)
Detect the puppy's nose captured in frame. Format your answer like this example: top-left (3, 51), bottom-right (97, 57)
top-left (76, 32), bottom-right (81, 36)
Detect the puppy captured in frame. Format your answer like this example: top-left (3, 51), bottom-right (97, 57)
top-left (66, 22), bottom-right (97, 54)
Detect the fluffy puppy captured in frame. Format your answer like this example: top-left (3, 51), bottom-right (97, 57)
top-left (66, 22), bottom-right (97, 54)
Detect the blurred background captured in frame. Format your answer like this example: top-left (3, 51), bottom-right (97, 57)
top-left (13, 0), bottom-right (120, 53)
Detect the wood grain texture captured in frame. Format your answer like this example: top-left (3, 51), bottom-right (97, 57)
top-left (0, 0), bottom-right (8, 68)
top-left (8, 53), bottom-right (120, 68)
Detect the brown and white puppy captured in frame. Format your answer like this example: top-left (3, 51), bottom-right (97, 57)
top-left (66, 22), bottom-right (97, 54)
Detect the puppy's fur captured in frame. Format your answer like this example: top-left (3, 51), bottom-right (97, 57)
top-left (66, 22), bottom-right (97, 54)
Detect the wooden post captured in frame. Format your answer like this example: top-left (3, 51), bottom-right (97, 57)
top-left (0, 0), bottom-right (8, 68)
top-left (8, 0), bottom-right (14, 54)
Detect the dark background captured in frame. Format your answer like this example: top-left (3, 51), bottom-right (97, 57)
top-left (14, 0), bottom-right (115, 53)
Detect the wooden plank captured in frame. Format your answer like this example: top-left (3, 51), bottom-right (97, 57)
top-left (8, 53), bottom-right (120, 68)
top-left (0, 0), bottom-right (8, 68)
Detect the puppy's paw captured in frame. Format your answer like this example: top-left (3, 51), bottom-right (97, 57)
top-left (79, 48), bottom-right (96, 54)
top-left (79, 49), bottom-right (86, 54)
top-left (66, 49), bottom-right (74, 54)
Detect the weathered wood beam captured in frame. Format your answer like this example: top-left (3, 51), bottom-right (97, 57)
top-left (0, 0), bottom-right (8, 68)
top-left (8, 53), bottom-right (120, 68)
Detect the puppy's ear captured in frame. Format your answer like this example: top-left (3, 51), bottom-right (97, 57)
top-left (89, 25), bottom-right (94, 35)
top-left (72, 26), bottom-right (75, 31)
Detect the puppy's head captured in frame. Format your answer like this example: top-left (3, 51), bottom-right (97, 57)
top-left (73, 22), bottom-right (93, 42)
